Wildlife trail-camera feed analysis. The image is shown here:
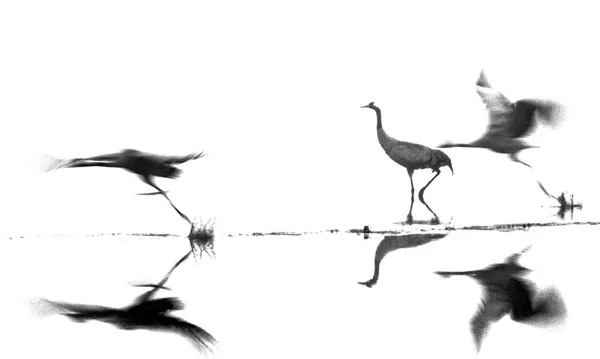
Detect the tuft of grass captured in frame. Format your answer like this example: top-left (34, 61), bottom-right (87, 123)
top-left (188, 218), bottom-right (216, 260)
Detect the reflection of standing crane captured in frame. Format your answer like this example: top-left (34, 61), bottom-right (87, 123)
top-left (46, 149), bottom-right (206, 224)
top-left (361, 102), bottom-right (453, 224)
top-left (42, 250), bottom-right (217, 354)
top-left (435, 246), bottom-right (567, 352)
top-left (359, 232), bottom-right (449, 287)
top-left (439, 70), bottom-right (565, 204)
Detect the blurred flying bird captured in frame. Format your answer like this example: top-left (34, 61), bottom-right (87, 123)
top-left (439, 70), bottom-right (565, 203)
top-left (359, 232), bottom-right (449, 287)
top-left (42, 250), bottom-right (217, 354)
top-left (361, 102), bottom-right (453, 224)
top-left (44, 149), bottom-right (206, 224)
top-left (435, 245), bottom-right (567, 352)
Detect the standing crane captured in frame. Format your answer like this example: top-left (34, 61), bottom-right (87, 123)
top-left (435, 246), bottom-right (567, 352)
top-left (46, 148), bottom-right (206, 225)
top-left (361, 102), bottom-right (453, 224)
top-left (42, 250), bottom-right (217, 354)
top-left (439, 70), bottom-right (565, 203)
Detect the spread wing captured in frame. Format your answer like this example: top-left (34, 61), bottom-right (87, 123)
top-left (470, 288), bottom-right (511, 351)
top-left (513, 98), bottom-right (566, 137)
top-left (476, 84), bottom-right (517, 138)
top-left (42, 299), bottom-right (116, 314)
top-left (152, 315), bottom-right (217, 353)
top-left (162, 152), bottom-right (207, 164)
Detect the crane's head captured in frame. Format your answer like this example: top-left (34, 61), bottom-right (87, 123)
top-left (360, 102), bottom-right (376, 110)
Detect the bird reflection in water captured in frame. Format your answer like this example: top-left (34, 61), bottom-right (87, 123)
top-left (41, 250), bottom-right (217, 354)
top-left (358, 232), bottom-right (449, 287)
top-left (435, 245), bottom-right (567, 352)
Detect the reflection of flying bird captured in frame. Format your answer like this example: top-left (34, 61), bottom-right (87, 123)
top-left (359, 232), bottom-right (449, 287)
top-left (43, 250), bottom-right (216, 354)
top-left (435, 246), bottom-right (567, 352)
top-left (48, 149), bottom-right (206, 224)
top-left (439, 70), bottom-right (565, 203)
top-left (361, 102), bottom-right (453, 224)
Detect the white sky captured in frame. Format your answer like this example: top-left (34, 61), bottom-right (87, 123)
top-left (1, 1), bottom-right (600, 236)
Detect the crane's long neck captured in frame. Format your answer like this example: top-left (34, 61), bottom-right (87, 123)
top-left (372, 107), bottom-right (395, 153)
top-left (373, 106), bottom-right (383, 130)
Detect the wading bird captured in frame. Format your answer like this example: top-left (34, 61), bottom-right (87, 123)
top-left (439, 70), bottom-right (565, 203)
top-left (358, 232), bottom-right (449, 287)
top-left (43, 250), bottom-right (217, 354)
top-left (361, 102), bottom-right (453, 224)
top-left (435, 245), bottom-right (567, 352)
top-left (47, 149), bottom-right (206, 225)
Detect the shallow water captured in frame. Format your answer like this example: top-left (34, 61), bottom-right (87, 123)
top-left (1, 225), bottom-right (599, 359)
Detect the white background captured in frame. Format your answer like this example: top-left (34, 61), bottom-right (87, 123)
top-left (1, 0), bottom-right (599, 236)
top-left (1, 2), bottom-right (599, 358)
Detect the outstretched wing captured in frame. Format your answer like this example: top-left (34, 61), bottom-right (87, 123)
top-left (153, 315), bottom-right (217, 353)
top-left (476, 84), bottom-right (517, 138)
top-left (42, 299), bottom-right (116, 314)
top-left (504, 244), bottom-right (533, 265)
top-left (163, 152), bottom-right (207, 164)
top-left (512, 98), bottom-right (565, 138)
top-left (470, 288), bottom-right (511, 351)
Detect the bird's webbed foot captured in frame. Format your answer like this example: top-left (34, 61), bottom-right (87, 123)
top-left (430, 217), bottom-right (440, 225)
top-left (406, 214), bottom-right (414, 224)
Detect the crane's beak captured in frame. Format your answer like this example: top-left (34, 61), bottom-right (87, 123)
top-left (360, 105), bottom-right (369, 108)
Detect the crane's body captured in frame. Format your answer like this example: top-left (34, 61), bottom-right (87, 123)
top-left (435, 246), bottom-right (567, 352)
top-left (363, 102), bottom-right (453, 224)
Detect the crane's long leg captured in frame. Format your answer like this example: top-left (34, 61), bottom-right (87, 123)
top-left (139, 175), bottom-right (193, 226)
top-left (406, 169), bottom-right (415, 224)
top-left (509, 153), bottom-right (532, 169)
top-left (135, 250), bottom-right (193, 304)
top-left (418, 169), bottom-right (441, 223)
top-left (509, 153), bottom-right (562, 205)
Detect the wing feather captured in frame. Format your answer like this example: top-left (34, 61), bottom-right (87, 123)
top-left (154, 315), bottom-right (217, 353)
top-left (470, 288), bottom-right (510, 351)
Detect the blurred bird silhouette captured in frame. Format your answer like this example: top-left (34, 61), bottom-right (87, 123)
top-left (42, 250), bottom-right (217, 354)
top-left (362, 102), bottom-right (453, 224)
top-left (435, 245), bottom-right (567, 352)
top-left (43, 149), bottom-right (206, 224)
top-left (359, 232), bottom-right (449, 287)
top-left (439, 70), bottom-right (565, 204)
